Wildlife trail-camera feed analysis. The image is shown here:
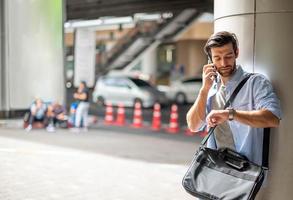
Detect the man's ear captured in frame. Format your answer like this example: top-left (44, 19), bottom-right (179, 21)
top-left (235, 48), bottom-right (239, 58)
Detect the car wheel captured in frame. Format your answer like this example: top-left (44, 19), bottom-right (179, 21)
top-left (97, 96), bottom-right (105, 106)
top-left (175, 93), bottom-right (186, 104)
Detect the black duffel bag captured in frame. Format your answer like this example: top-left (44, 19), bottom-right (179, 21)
top-left (182, 141), bottom-right (265, 200)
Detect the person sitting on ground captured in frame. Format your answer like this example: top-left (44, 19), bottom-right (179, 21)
top-left (46, 101), bottom-right (68, 131)
top-left (25, 98), bottom-right (48, 132)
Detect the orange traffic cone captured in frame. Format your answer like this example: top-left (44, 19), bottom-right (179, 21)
top-left (115, 103), bottom-right (126, 126)
top-left (166, 104), bottom-right (179, 134)
top-left (151, 103), bottom-right (161, 131)
top-left (131, 101), bottom-right (143, 128)
top-left (104, 102), bottom-right (114, 125)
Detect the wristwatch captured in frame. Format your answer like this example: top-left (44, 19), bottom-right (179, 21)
top-left (227, 108), bottom-right (235, 121)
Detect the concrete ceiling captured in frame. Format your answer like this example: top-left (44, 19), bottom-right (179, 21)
top-left (66, 0), bottom-right (213, 21)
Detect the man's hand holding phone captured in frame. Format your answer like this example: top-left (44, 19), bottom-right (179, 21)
top-left (201, 62), bottom-right (217, 92)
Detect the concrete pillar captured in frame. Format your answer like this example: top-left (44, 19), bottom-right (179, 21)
top-left (214, 0), bottom-right (293, 199)
top-left (0, 0), bottom-right (64, 114)
top-left (0, 0), bottom-right (3, 111)
top-left (141, 44), bottom-right (157, 82)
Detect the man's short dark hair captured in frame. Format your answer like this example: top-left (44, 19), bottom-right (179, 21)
top-left (204, 31), bottom-right (239, 59)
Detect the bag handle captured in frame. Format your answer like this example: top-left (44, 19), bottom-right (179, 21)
top-left (201, 73), bottom-right (252, 146)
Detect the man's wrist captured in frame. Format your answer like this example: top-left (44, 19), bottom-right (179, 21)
top-left (226, 108), bottom-right (235, 121)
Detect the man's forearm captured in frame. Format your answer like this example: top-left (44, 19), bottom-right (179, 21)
top-left (186, 89), bottom-right (209, 131)
top-left (206, 109), bottom-right (280, 128)
top-left (234, 109), bottom-right (280, 128)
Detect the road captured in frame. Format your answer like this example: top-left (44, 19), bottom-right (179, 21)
top-left (0, 124), bottom-right (201, 200)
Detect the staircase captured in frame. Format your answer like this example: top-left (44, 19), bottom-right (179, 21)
top-left (104, 9), bottom-right (200, 71)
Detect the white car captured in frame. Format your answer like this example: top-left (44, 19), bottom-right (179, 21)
top-left (92, 76), bottom-right (167, 108)
top-left (166, 77), bottom-right (202, 104)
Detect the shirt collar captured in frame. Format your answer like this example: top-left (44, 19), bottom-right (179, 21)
top-left (224, 65), bottom-right (244, 92)
top-left (208, 65), bottom-right (245, 98)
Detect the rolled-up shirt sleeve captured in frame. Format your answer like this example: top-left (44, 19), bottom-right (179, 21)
top-left (253, 75), bottom-right (282, 119)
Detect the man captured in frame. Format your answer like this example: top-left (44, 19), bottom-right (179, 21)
top-left (186, 31), bottom-right (281, 199)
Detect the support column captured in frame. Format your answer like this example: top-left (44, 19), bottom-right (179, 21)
top-left (0, 0), bottom-right (9, 117)
top-left (0, 0), bottom-right (64, 116)
top-left (214, 0), bottom-right (293, 199)
top-left (141, 45), bottom-right (157, 83)
top-left (0, 0), bottom-right (3, 111)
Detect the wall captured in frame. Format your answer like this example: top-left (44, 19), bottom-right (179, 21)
top-left (175, 19), bottom-right (213, 78)
top-left (176, 40), bottom-right (207, 77)
top-left (178, 22), bottom-right (214, 40)
top-left (214, 0), bottom-right (293, 199)
top-left (0, 0), bottom-right (3, 110)
top-left (2, 0), bottom-right (64, 110)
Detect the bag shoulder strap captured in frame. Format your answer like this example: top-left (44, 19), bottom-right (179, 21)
top-left (262, 128), bottom-right (270, 169)
top-left (201, 73), bottom-right (253, 146)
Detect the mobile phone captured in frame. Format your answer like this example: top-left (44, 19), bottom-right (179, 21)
top-left (208, 57), bottom-right (217, 81)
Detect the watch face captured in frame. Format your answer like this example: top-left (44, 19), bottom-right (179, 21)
top-left (228, 108), bottom-right (234, 121)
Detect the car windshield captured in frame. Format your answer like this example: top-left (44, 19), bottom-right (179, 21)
top-left (130, 78), bottom-right (152, 87)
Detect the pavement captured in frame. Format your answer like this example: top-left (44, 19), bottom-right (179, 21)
top-left (0, 119), bottom-right (202, 200)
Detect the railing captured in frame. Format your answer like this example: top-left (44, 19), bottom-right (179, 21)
top-left (101, 9), bottom-right (199, 71)
top-left (104, 21), bottom-right (162, 66)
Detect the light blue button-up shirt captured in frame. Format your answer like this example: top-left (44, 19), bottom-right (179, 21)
top-left (206, 66), bottom-right (282, 166)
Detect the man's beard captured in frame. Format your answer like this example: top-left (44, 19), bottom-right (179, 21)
top-left (217, 63), bottom-right (236, 77)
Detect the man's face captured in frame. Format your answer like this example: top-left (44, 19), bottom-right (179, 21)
top-left (210, 42), bottom-right (238, 77)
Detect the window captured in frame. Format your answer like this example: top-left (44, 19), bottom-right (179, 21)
top-left (130, 78), bottom-right (151, 87)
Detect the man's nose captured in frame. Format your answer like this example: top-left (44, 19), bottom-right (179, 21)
top-left (220, 58), bottom-right (228, 66)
